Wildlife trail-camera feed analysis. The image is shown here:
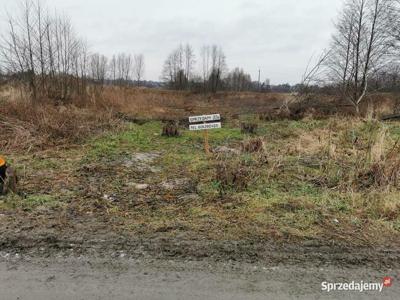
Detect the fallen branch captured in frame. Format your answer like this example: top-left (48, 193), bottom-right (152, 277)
top-left (381, 114), bottom-right (400, 121)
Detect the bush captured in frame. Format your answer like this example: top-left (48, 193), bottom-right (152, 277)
top-left (241, 122), bottom-right (258, 134)
top-left (214, 152), bottom-right (268, 195)
top-left (241, 138), bottom-right (264, 153)
top-left (215, 159), bottom-right (251, 194)
top-left (162, 121), bottom-right (180, 137)
top-left (357, 157), bottom-right (400, 189)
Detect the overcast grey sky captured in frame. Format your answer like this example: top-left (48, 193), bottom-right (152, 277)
top-left (0, 0), bottom-right (344, 84)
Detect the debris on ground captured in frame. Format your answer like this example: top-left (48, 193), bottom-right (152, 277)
top-left (129, 183), bottom-right (150, 190)
top-left (213, 146), bottom-right (240, 155)
top-left (123, 152), bottom-right (161, 172)
top-left (160, 178), bottom-right (191, 191)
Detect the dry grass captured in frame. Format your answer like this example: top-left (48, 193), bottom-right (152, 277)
top-left (0, 84), bottom-right (288, 153)
top-left (0, 86), bottom-right (120, 153)
top-left (241, 137), bottom-right (265, 153)
top-left (1, 84), bottom-right (400, 248)
top-left (358, 144), bottom-right (400, 189)
top-left (0, 116), bottom-right (398, 248)
top-left (102, 86), bottom-right (287, 120)
top-left (215, 157), bottom-right (253, 194)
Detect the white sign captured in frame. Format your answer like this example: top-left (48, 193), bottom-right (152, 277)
top-left (189, 122), bottom-right (222, 131)
top-left (189, 114), bottom-right (221, 124)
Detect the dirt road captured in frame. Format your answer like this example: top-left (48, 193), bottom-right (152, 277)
top-left (0, 254), bottom-right (398, 300)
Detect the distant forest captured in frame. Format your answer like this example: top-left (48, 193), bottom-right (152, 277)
top-left (1, 0), bottom-right (400, 109)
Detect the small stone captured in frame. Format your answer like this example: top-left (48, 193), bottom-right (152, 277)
top-left (161, 178), bottom-right (190, 190)
top-left (132, 183), bottom-right (149, 190)
top-left (103, 194), bottom-right (118, 202)
top-left (213, 146), bottom-right (240, 155)
top-left (150, 167), bottom-right (161, 173)
top-left (223, 203), bottom-right (235, 209)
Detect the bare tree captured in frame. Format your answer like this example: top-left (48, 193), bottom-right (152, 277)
top-left (301, 50), bottom-right (331, 90)
top-left (225, 68), bottom-right (252, 92)
top-left (209, 45), bottom-right (227, 93)
top-left (200, 44), bottom-right (226, 93)
top-left (201, 45), bottom-right (211, 91)
top-left (184, 44), bottom-right (195, 89)
top-left (115, 53), bottom-right (132, 85)
top-left (0, 0), bottom-right (90, 101)
top-left (133, 54), bottom-right (145, 86)
top-left (89, 53), bottom-right (108, 85)
top-left (390, 1), bottom-right (400, 58)
top-left (162, 44), bottom-right (193, 90)
top-left (328, 0), bottom-right (396, 113)
top-left (109, 55), bottom-right (117, 82)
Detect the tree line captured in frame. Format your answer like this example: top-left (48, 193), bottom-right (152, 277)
top-left (0, 0), bottom-right (145, 102)
top-left (0, 1), bottom-right (268, 101)
top-left (161, 44), bottom-right (270, 93)
top-left (3, 0), bottom-right (400, 106)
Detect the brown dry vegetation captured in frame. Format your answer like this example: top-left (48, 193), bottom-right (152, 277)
top-left (290, 92), bottom-right (400, 119)
top-left (0, 84), bottom-right (287, 153)
top-left (0, 85), bottom-right (120, 152)
top-left (0, 84), bottom-right (400, 259)
top-left (2, 83), bottom-right (399, 154)
top-left (102, 86), bottom-right (288, 119)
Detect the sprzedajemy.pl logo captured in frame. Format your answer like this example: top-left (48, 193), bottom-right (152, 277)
top-left (321, 277), bottom-right (393, 293)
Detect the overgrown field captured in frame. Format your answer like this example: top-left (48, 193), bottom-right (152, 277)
top-left (1, 114), bottom-right (399, 248)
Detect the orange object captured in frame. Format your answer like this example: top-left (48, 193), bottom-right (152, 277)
top-left (0, 156), bottom-right (5, 167)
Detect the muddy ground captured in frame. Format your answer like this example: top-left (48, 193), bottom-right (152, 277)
top-left (1, 228), bottom-right (400, 268)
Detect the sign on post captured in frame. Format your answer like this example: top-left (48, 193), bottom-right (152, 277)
top-left (189, 114), bottom-right (222, 154)
top-left (189, 114), bottom-right (221, 124)
top-left (189, 122), bottom-right (222, 131)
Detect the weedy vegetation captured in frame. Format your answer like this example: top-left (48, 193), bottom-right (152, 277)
top-left (1, 88), bottom-right (399, 247)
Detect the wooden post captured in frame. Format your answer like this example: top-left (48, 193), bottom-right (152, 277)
top-left (204, 129), bottom-right (210, 154)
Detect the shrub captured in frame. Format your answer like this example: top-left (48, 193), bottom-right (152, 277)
top-left (215, 159), bottom-right (251, 194)
top-left (358, 157), bottom-right (400, 189)
top-left (241, 138), bottom-right (265, 153)
top-left (241, 122), bottom-right (258, 134)
top-left (162, 121), bottom-right (180, 137)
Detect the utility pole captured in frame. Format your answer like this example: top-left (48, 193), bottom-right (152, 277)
top-left (258, 69), bottom-right (261, 92)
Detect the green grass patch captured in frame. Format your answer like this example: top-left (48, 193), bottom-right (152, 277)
top-left (0, 194), bottom-right (60, 211)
